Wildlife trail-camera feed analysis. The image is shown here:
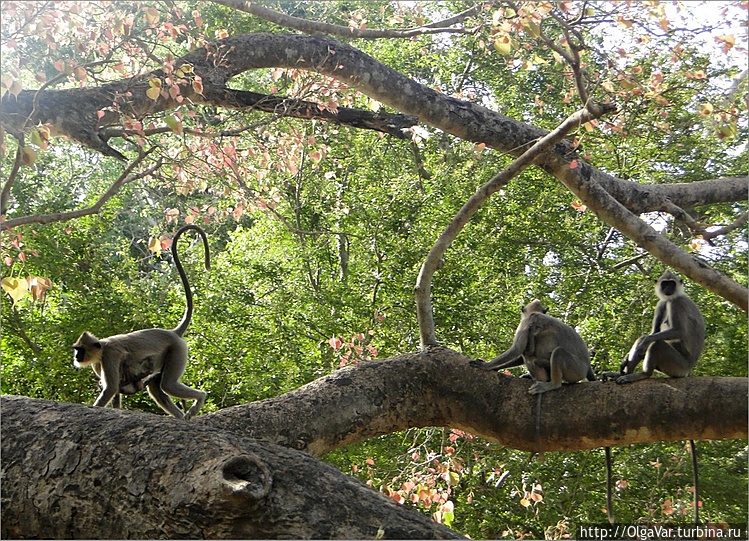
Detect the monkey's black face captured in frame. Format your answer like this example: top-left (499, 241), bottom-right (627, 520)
top-left (73, 347), bottom-right (86, 365)
top-left (660, 280), bottom-right (677, 296)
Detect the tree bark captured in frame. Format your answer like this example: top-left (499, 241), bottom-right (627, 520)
top-left (0, 395), bottom-right (462, 540)
top-left (2, 348), bottom-right (746, 539)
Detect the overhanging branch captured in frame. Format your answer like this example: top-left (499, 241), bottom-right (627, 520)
top-left (415, 103), bottom-right (615, 347)
top-left (0, 150), bottom-right (159, 231)
top-left (1, 33), bottom-right (745, 308)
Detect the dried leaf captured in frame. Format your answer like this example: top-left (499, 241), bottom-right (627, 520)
top-left (2, 277), bottom-right (29, 304)
top-left (494, 35), bottom-right (513, 55)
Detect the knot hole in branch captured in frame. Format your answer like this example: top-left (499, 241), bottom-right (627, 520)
top-left (221, 454), bottom-right (273, 499)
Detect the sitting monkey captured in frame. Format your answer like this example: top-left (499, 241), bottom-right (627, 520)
top-left (617, 270), bottom-right (705, 383)
top-left (470, 299), bottom-right (594, 394)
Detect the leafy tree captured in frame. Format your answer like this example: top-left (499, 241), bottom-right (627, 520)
top-left (1, 1), bottom-right (746, 538)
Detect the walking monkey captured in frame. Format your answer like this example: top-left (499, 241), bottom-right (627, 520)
top-left (73, 225), bottom-right (210, 419)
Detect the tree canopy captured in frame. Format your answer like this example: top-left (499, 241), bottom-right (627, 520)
top-left (1, 1), bottom-right (747, 539)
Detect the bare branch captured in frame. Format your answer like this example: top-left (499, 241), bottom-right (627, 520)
top-left (211, 0), bottom-right (483, 38)
top-left (703, 211), bottom-right (749, 241)
top-left (721, 69), bottom-right (748, 104)
top-left (612, 253), bottom-right (648, 270)
top-left (2, 394), bottom-right (462, 540)
top-left (416, 103), bottom-right (615, 347)
top-left (1, 150), bottom-right (159, 231)
top-left (0, 136), bottom-right (24, 216)
top-left (200, 88), bottom-right (417, 138)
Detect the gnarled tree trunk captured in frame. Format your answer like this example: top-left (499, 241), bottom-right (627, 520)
top-left (2, 348), bottom-right (746, 539)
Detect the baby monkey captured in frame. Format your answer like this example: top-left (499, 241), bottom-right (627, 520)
top-left (73, 225), bottom-right (210, 419)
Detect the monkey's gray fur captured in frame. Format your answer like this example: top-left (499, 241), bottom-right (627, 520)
top-left (73, 225), bottom-right (210, 420)
top-left (470, 299), bottom-right (595, 394)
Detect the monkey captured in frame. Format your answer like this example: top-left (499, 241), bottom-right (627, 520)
top-left (105, 366), bottom-right (146, 409)
top-left (605, 270), bottom-right (705, 525)
top-left (109, 357), bottom-right (161, 406)
top-left (470, 299), bottom-right (595, 394)
top-left (72, 224), bottom-right (210, 420)
top-left (112, 362), bottom-right (191, 414)
top-left (616, 270), bottom-right (705, 384)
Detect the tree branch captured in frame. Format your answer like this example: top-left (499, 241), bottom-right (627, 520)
top-left (1, 395), bottom-right (462, 540)
top-left (703, 211), bottom-right (748, 241)
top-left (1, 33), bottom-right (745, 308)
top-left (1, 150), bottom-right (158, 230)
top-left (211, 0), bottom-right (482, 38)
top-left (196, 348), bottom-right (747, 456)
top-left (208, 88), bottom-right (417, 138)
top-left (0, 137), bottom-right (24, 216)
top-left (415, 103), bottom-right (614, 347)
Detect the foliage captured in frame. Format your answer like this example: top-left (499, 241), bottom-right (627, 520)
top-left (1, 1), bottom-right (747, 537)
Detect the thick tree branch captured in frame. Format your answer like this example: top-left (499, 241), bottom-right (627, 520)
top-left (1, 33), bottom-right (745, 307)
top-left (0, 395), bottom-right (462, 540)
top-left (0, 78), bottom-right (416, 161)
top-left (196, 348), bottom-right (748, 456)
top-left (551, 162), bottom-right (748, 311)
top-left (3, 347), bottom-right (746, 538)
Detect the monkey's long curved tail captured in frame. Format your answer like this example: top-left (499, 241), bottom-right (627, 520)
top-left (171, 224), bottom-right (211, 337)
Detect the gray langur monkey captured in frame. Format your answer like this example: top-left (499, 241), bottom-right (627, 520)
top-left (470, 299), bottom-right (595, 394)
top-left (72, 224), bottom-right (210, 420)
top-left (605, 270), bottom-right (705, 525)
top-left (616, 270), bottom-right (705, 384)
top-left (107, 356), bottom-right (163, 409)
top-left (104, 360), bottom-right (151, 409)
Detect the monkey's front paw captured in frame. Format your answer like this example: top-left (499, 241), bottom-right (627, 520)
top-left (600, 371), bottom-right (622, 381)
top-left (469, 359), bottom-right (490, 369)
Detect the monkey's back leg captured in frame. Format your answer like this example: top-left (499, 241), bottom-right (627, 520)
top-left (528, 347), bottom-right (586, 395)
top-left (617, 340), bottom-right (690, 383)
top-left (159, 343), bottom-right (206, 420)
top-left (645, 340), bottom-right (693, 377)
top-left (146, 377), bottom-right (185, 419)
